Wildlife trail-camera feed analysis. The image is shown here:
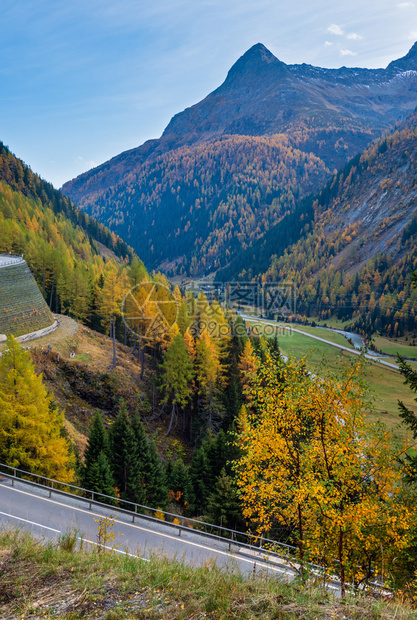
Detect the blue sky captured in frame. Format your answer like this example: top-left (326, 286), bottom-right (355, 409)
top-left (1, 1), bottom-right (416, 188)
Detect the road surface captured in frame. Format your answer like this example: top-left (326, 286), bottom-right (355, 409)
top-left (0, 476), bottom-right (304, 583)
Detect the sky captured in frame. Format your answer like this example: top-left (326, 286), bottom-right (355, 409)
top-left (1, 1), bottom-right (417, 189)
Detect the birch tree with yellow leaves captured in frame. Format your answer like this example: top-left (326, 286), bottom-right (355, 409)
top-left (235, 350), bottom-right (414, 595)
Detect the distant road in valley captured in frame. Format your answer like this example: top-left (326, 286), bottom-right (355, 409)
top-left (240, 314), bottom-right (400, 371)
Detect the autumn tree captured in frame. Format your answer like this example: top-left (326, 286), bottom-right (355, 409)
top-left (0, 335), bottom-right (73, 482)
top-left (98, 265), bottom-right (130, 368)
top-left (235, 351), bottom-right (414, 594)
top-left (194, 331), bottom-right (225, 435)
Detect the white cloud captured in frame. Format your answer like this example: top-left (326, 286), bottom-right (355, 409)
top-left (75, 155), bottom-right (97, 167)
top-left (347, 33), bottom-right (362, 40)
top-left (340, 49), bottom-right (357, 56)
top-left (324, 40), bottom-right (333, 47)
top-left (397, 2), bottom-right (414, 7)
top-left (327, 23), bottom-right (344, 36)
top-left (408, 30), bottom-right (417, 39)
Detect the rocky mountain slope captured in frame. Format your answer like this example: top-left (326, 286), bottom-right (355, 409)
top-left (62, 43), bottom-right (417, 276)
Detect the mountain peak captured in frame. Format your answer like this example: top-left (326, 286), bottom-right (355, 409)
top-left (241, 43), bottom-right (278, 63)
top-left (224, 43), bottom-right (289, 83)
top-left (387, 41), bottom-right (417, 72)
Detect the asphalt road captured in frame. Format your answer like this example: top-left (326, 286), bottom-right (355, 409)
top-left (0, 477), bottom-right (301, 583)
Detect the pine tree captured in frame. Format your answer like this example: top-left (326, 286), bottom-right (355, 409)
top-left (397, 354), bottom-right (417, 479)
top-left (110, 402), bottom-right (146, 505)
top-left (88, 451), bottom-right (116, 504)
top-left (81, 411), bottom-right (115, 503)
top-left (166, 458), bottom-right (193, 512)
top-left (188, 444), bottom-right (211, 516)
top-left (205, 429), bottom-right (229, 483)
top-left (131, 412), bottom-right (167, 509)
top-left (144, 439), bottom-right (167, 509)
top-left (223, 317), bottom-right (246, 427)
top-left (207, 468), bottom-right (245, 531)
top-left (0, 335), bottom-right (73, 482)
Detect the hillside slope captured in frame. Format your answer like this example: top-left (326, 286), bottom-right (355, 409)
top-left (220, 113), bottom-right (417, 338)
top-left (0, 142), bottom-right (146, 325)
top-left (62, 42), bottom-right (417, 275)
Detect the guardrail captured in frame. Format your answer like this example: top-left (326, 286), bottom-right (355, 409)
top-left (0, 462), bottom-right (390, 592)
top-left (0, 462), bottom-right (297, 565)
top-left (0, 254), bottom-right (24, 268)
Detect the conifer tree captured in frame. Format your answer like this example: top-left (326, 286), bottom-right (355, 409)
top-left (81, 411), bottom-right (115, 502)
top-left (398, 354), bottom-right (417, 479)
top-left (160, 333), bottom-right (194, 436)
top-left (98, 265), bottom-right (130, 368)
top-left (188, 444), bottom-right (211, 515)
top-left (207, 468), bottom-right (245, 531)
top-left (0, 335), bottom-right (73, 482)
top-left (205, 429), bottom-right (229, 483)
top-left (88, 451), bottom-right (117, 504)
top-left (110, 402), bottom-right (146, 505)
top-left (223, 317), bottom-right (246, 426)
top-left (144, 439), bottom-right (168, 509)
top-left (166, 458), bottom-right (193, 512)
top-left (131, 412), bottom-right (167, 509)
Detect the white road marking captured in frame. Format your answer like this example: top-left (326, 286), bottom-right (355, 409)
top-left (0, 510), bottom-right (61, 533)
top-left (0, 485), bottom-right (291, 575)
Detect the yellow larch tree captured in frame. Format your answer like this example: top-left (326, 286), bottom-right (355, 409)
top-left (0, 336), bottom-right (74, 482)
top-left (98, 264), bottom-right (130, 368)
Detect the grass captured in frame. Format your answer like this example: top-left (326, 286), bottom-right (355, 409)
top-left (280, 322), bottom-right (356, 349)
top-left (249, 320), bottom-right (417, 433)
top-left (1, 528), bottom-right (416, 619)
top-left (374, 335), bottom-right (417, 360)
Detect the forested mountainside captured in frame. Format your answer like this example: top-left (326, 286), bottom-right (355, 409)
top-left (64, 136), bottom-right (329, 275)
top-left (0, 142), bottom-right (146, 326)
top-left (220, 113), bottom-right (417, 338)
top-left (62, 42), bottom-right (417, 276)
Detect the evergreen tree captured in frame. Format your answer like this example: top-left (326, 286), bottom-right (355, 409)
top-left (222, 317), bottom-right (246, 427)
top-left (88, 451), bottom-right (116, 505)
top-left (131, 412), bottom-right (167, 509)
top-left (205, 429), bottom-right (229, 481)
top-left (166, 458), bottom-right (193, 512)
top-left (110, 401), bottom-right (146, 505)
top-left (398, 354), bottom-right (417, 479)
top-left (0, 335), bottom-right (73, 482)
top-left (188, 444), bottom-right (211, 515)
top-left (207, 468), bottom-right (245, 531)
top-left (81, 411), bottom-right (115, 503)
top-left (144, 439), bottom-right (168, 509)
top-left (160, 333), bottom-right (194, 436)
